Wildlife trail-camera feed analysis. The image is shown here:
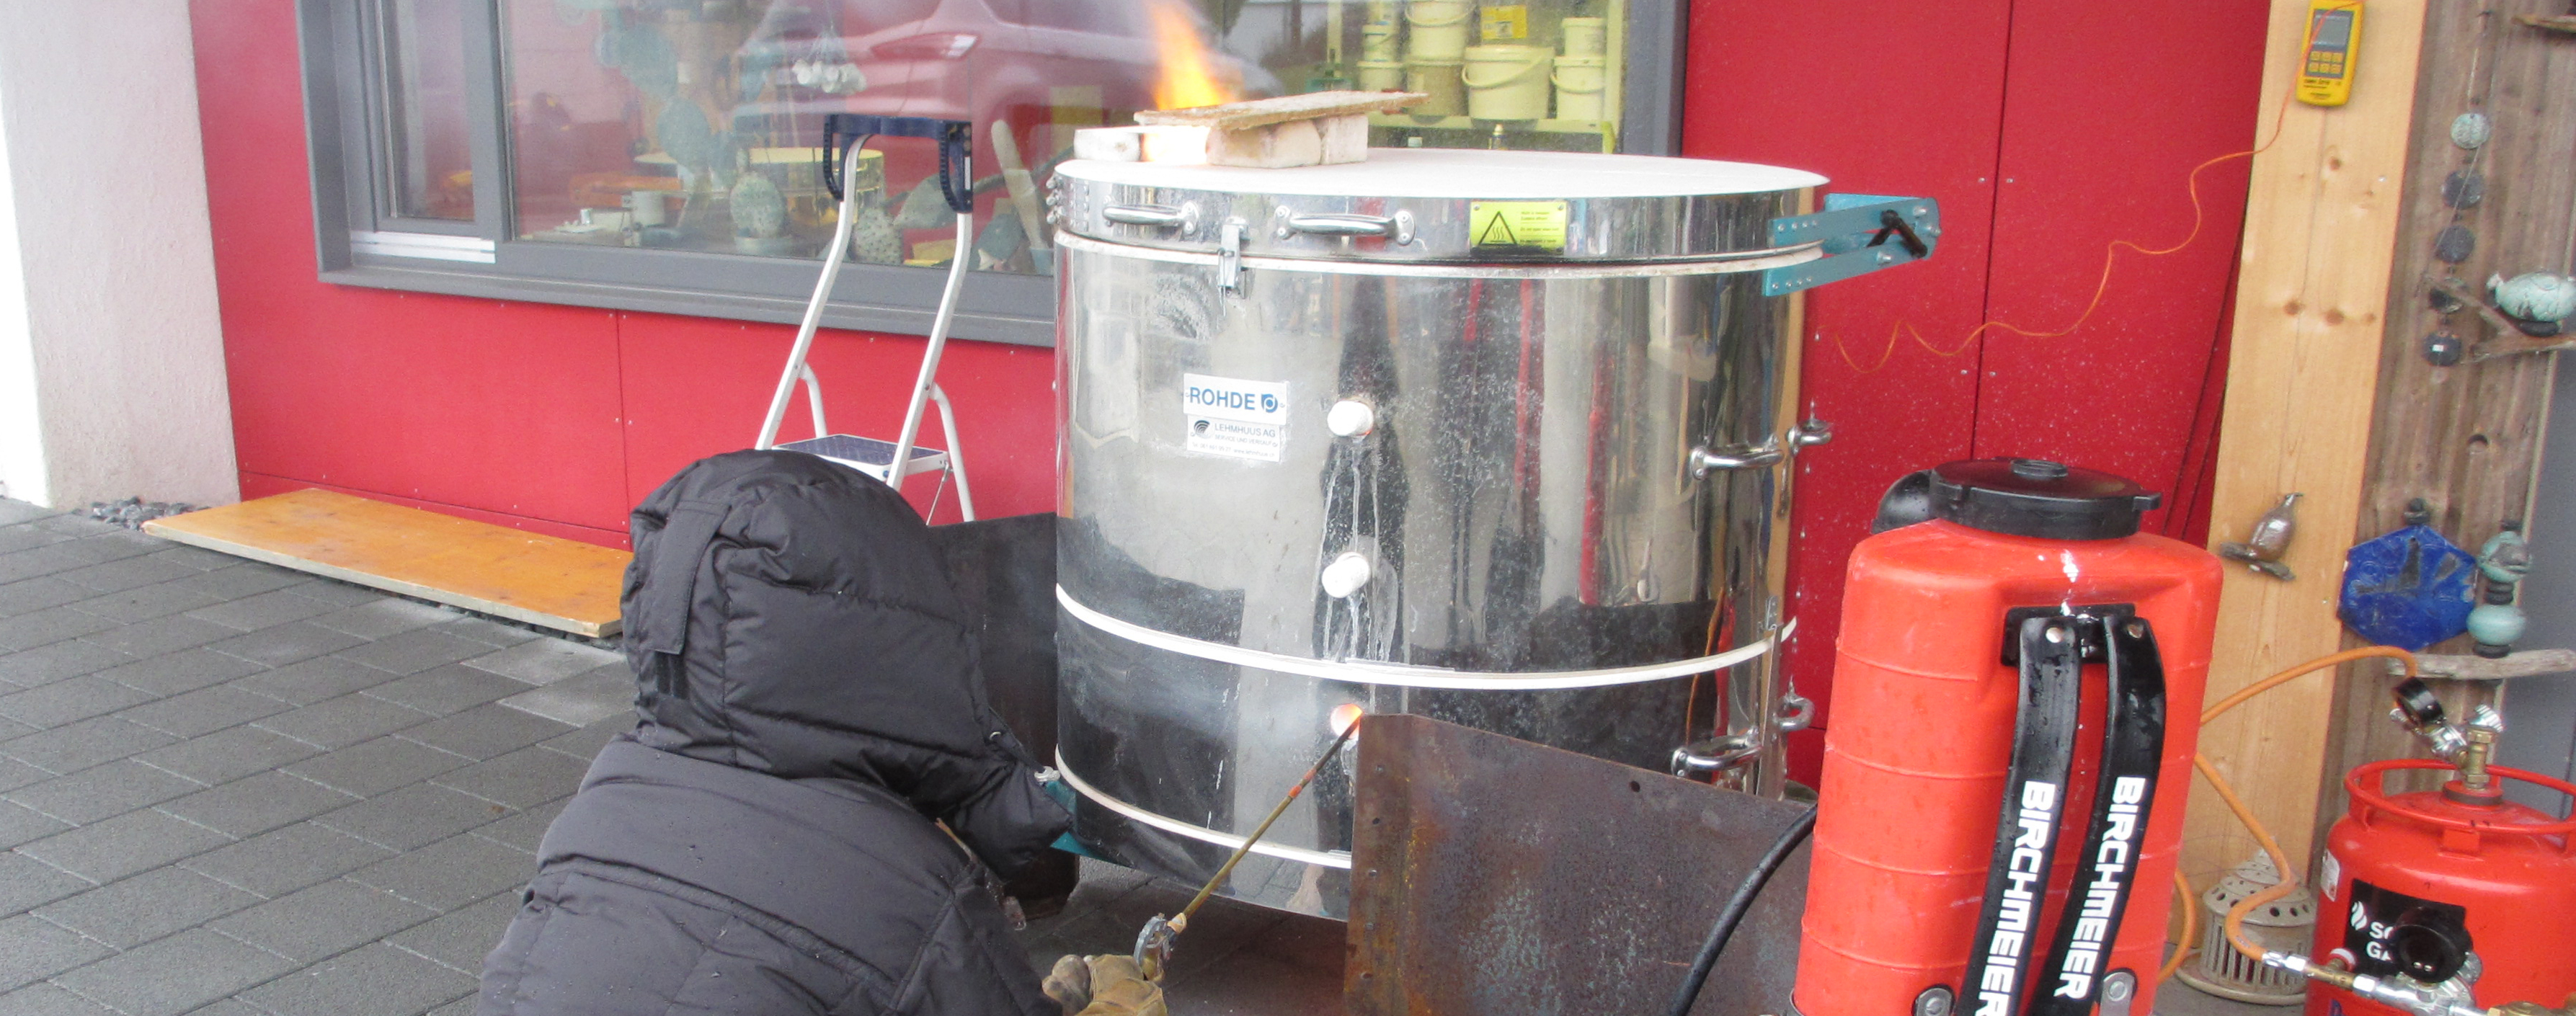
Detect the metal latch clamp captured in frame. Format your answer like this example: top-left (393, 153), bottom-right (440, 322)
top-left (1762, 194), bottom-right (1942, 296)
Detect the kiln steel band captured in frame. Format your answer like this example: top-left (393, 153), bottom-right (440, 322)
top-left (1052, 584), bottom-right (1793, 867)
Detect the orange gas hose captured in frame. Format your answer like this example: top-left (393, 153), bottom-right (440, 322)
top-left (2157, 646), bottom-right (2420, 978)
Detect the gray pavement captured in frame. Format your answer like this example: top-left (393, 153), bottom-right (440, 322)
top-left (0, 499), bottom-right (1343, 1016)
top-left (0, 502), bottom-right (630, 1016)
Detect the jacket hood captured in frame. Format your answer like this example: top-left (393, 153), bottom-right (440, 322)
top-left (621, 450), bottom-right (1066, 875)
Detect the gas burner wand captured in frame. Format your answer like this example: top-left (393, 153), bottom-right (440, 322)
top-left (1133, 711), bottom-right (1364, 976)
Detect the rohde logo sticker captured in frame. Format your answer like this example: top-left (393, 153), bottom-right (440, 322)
top-left (1181, 373), bottom-right (1288, 462)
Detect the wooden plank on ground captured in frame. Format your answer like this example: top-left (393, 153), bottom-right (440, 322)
top-left (2320, 0), bottom-right (2576, 852)
top-left (2187, 0), bottom-right (2427, 888)
top-left (143, 489), bottom-right (626, 638)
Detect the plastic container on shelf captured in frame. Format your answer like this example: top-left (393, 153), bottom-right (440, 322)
top-left (1462, 44), bottom-right (1549, 121)
top-left (1405, 0), bottom-right (1471, 61)
top-left (1560, 15), bottom-right (1607, 56)
top-left (1553, 54), bottom-right (1607, 120)
top-left (1362, 21), bottom-right (1400, 62)
top-left (1358, 59), bottom-right (1405, 93)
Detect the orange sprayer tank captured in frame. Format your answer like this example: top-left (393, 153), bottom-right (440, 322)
top-left (1795, 460), bottom-right (2221, 1016)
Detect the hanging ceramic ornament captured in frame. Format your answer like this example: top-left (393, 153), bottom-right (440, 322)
top-left (2339, 500), bottom-right (2478, 651)
top-left (2442, 169), bottom-right (2486, 208)
top-left (2488, 272), bottom-right (2576, 336)
top-left (2422, 330), bottom-right (2465, 366)
top-left (2451, 112), bottom-right (2492, 149)
top-left (2434, 223), bottom-right (2477, 264)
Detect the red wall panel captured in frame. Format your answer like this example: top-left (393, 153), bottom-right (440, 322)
top-left (1684, 1), bottom-right (2266, 779)
top-left (1972, 1), bottom-right (2268, 525)
top-left (1683, 0), bottom-right (2015, 776)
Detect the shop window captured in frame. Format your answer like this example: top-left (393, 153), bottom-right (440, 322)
top-left (298, 0), bottom-right (1681, 345)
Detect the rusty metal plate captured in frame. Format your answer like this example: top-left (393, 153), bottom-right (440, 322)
top-left (1346, 715), bottom-right (1810, 1016)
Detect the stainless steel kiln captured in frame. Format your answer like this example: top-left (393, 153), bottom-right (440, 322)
top-left (1046, 148), bottom-right (1934, 915)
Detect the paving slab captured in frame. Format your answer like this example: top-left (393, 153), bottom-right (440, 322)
top-left (0, 641), bottom-right (130, 690)
top-left (179, 821), bottom-right (396, 899)
top-left (30, 866), bottom-right (263, 949)
top-left (238, 942), bottom-right (476, 1016)
top-left (386, 892), bottom-right (518, 974)
top-left (0, 717), bottom-right (177, 775)
top-left (233, 655), bottom-right (399, 705)
top-left (0, 679), bottom-right (155, 731)
top-left (0, 852), bottom-right (92, 914)
top-left (363, 664), bottom-right (533, 717)
top-left (182, 588), bottom-right (339, 633)
top-left (112, 685), bottom-right (293, 739)
top-left (318, 783), bottom-right (514, 852)
top-left (349, 832), bottom-right (533, 911)
top-left (2, 761), bottom-right (200, 825)
top-left (283, 735), bottom-right (473, 798)
top-left (14, 809), bottom-right (233, 883)
top-left (90, 647), bottom-right (265, 698)
top-left (0, 914), bottom-right (113, 994)
top-left (133, 726), bottom-right (321, 786)
top-left (399, 703), bottom-right (573, 761)
top-left (156, 771), bottom-right (360, 839)
top-left (495, 667), bottom-right (632, 728)
top-left (49, 928), bottom-right (301, 1016)
top-left (432, 747), bottom-right (586, 811)
top-left (461, 638), bottom-right (619, 687)
top-left (252, 693), bottom-right (436, 750)
top-left (210, 878), bottom-right (439, 963)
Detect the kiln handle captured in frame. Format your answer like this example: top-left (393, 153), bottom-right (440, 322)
top-left (1279, 210), bottom-right (1416, 245)
top-left (1760, 195), bottom-right (1942, 296)
top-left (1102, 203), bottom-right (1204, 239)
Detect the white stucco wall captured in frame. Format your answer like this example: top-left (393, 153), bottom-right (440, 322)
top-left (0, 1), bottom-right (238, 509)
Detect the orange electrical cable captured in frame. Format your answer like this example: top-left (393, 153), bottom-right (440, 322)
top-left (2156, 645), bottom-right (2419, 974)
top-left (2159, 870), bottom-right (2198, 982)
top-left (2203, 646), bottom-right (2420, 724)
top-left (1829, 61), bottom-right (2305, 375)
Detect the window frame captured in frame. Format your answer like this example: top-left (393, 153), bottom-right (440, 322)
top-left (296, 0), bottom-right (1688, 348)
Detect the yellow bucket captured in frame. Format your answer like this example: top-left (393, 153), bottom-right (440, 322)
top-left (1405, 0), bottom-right (1471, 61)
top-left (1553, 53), bottom-right (1608, 120)
top-left (1461, 44), bottom-right (1549, 121)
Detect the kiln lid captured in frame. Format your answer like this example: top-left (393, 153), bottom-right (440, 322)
top-left (1049, 148), bottom-right (1826, 264)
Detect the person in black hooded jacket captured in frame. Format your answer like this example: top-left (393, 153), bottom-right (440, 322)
top-left (476, 450), bottom-right (1071, 1016)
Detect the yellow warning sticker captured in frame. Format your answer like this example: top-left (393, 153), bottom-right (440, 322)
top-left (1469, 200), bottom-right (1569, 251)
top-left (1480, 4), bottom-right (1529, 40)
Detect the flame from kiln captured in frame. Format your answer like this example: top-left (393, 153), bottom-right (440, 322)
top-left (1147, 1), bottom-right (1235, 110)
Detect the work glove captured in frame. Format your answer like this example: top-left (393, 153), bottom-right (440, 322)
top-left (1041, 954), bottom-right (1167, 1016)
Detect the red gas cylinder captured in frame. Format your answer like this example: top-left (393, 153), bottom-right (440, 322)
top-left (2306, 759), bottom-right (2576, 1016)
top-left (1796, 460), bottom-right (2221, 1016)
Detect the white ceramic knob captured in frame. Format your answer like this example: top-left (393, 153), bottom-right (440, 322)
top-left (1326, 399), bottom-right (1376, 437)
top-left (1320, 552), bottom-right (1373, 598)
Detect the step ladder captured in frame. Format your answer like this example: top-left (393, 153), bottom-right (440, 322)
top-left (755, 115), bottom-right (977, 522)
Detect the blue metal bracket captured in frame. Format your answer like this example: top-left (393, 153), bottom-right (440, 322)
top-left (1762, 194), bottom-right (1942, 297)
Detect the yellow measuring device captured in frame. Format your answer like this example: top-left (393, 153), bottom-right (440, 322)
top-left (2296, 0), bottom-right (2362, 107)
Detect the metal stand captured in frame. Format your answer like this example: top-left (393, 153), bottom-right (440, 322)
top-left (755, 118), bottom-right (977, 522)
